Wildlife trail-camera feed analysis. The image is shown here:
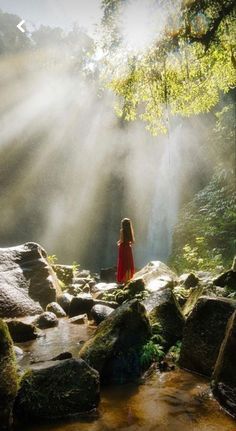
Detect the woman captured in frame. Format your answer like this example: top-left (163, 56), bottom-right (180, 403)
top-left (117, 218), bottom-right (135, 284)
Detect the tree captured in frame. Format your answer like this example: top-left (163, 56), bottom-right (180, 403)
top-left (101, 0), bottom-right (236, 134)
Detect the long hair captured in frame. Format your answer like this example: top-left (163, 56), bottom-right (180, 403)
top-left (120, 218), bottom-right (135, 243)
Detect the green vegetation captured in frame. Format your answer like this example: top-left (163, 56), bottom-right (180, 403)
top-left (140, 340), bottom-right (165, 369)
top-left (168, 341), bottom-right (182, 364)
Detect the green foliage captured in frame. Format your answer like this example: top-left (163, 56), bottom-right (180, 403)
top-left (168, 341), bottom-right (182, 364)
top-left (101, 0), bottom-right (236, 134)
top-left (140, 341), bottom-right (165, 369)
top-left (47, 254), bottom-right (58, 265)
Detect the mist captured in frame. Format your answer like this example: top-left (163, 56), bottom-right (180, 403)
top-left (0, 6), bottom-right (218, 271)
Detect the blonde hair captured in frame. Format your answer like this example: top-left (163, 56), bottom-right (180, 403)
top-left (119, 218), bottom-right (135, 243)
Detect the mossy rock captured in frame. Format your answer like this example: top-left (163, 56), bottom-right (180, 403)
top-left (79, 299), bottom-right (151, 384)
top-left (0, 319), bottom-right (19, 429)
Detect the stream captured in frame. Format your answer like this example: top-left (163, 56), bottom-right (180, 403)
top-left (15, 319), bottom-right (236, 431)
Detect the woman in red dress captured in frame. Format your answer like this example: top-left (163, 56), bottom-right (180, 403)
top-left (117, 218), bottom-right (135, 284)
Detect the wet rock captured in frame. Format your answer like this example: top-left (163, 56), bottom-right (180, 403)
top-left (182, 286), bottom-right (204, 316)
top-left (90, 304), bottom-right (114, 325)
top-left (213, 270), bottom-right (236, 290)
top-left (143, 288), bottom-right (185, 348)
top-left (93, 282), bottom-right (117, 299)
top-left (46, 302), bottom-right (66, 317)
top-left (100, 267), bottom-right (117, 283)
top-left (79, 299), bottom-right (151, 384)
top-left (212, 311), bottom-right (236, 417)
top-left (0, 319), bottom-right (18, 430)
top-left (6, 320), bottom-right (38, 342)
top-left (179, 273), bottom-right (199, 289)
top-left (68, 294), bottom-right (94, 318)
top-left (57, 293), bottom-right (73, 314)
top-left (133, 261), bottom-right (177, 292)
top-left (34, 312), bottom-right (58, 329)
top-left (51, 352), bottom-right (72, 361)
top-left (0, 242), bottom-right (61, 318)
top-left (179, 296), bottom-right (236, 377)
top-left (14, 358), bottom-right (100, 421)
top-left (69, 314), bottom-right (87, 324)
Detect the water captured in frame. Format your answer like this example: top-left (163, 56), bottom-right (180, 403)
top-left (15, 319), bottom-right (236, 431)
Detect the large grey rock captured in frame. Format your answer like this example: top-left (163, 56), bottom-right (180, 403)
top-left (133, 261), bottom-right (177, 292)
top-left (46, 302), bottom-right (66, 317)
top-left (34, 312), bottom-right (58, 329)
top-left (68, 293), bottom-right (94, 317)
top-left (79, 299), bottom-right (151, 384)
top-left (179, 296), bottom-right (236, 376)
top-left (0, 243), bottom-right (61, 318)
top-left (57, 292), bottom-right (73, 314)
top-left (179, 273), bottom-right (199, 289)
top-left (14, 358), bottom-right (100, 421)
top-left (0, 319), bottom-right (18, 430)
top-left (213, 270), bottom-right (236, 290)
top-left (90, 304), bottom-right (114, 325)
top-left (143, 288), bottom-right (185, 348)
top-left (212, 311), bottom-right (236, 417)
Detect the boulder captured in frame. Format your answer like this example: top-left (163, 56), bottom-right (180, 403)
top-left (179, 296), bottom-right (236, 376)
top-left (179, 273), bottom-right (199, 289)
top-left (90, 304), bottom-right (114, 325)
top-left (52, 264), bottom-right (74, 286)
top-left (143, 288), bottom-right (185, 348)
top-left (213, 270), bottom-right (236, 290)
top-left (79, 299), bottom-right (151, 384)
top-left (0, 243), bottom-right (61, 318)
top-left (6, 320), bottom-right (38, 343)
top-left (69, 314), bottom-right (87, 324)
top-left (93, 283), bottom-right (117, 299)
top-left (14, 358), bottom-right (100, 421)
top-left (46, 302), bottom-right (66, 317)
top-left (212, 311), bottom-right (236, 417)
top-left (182, 286), bottom-right (204, 316)
top-left (133, 261), bottom-right (177, 292)
top-left (0, 319), bottom-right (18, 430)
top-left (34, 312), bottom-right (58, 329)
top-left (57, 293), bottom-right (73, 314)
top-left (100, 267), bottom-right (117, 283)
top-left (68, 294), bottom-right (94, 318)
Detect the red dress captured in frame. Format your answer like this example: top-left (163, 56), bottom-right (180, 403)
top-left (117, 241), bottom-right (135, 283)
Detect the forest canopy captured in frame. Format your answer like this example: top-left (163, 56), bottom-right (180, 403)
top-left (101, 0), bottom-right (236, 134)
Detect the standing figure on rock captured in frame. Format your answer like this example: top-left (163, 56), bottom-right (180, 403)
top-left (117, 218), bottom-right (135, 284)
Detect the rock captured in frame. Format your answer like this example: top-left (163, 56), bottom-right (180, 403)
top-left (182, 286), bottom-right (204, 316)
top-left (133, 261), bottom-right (177, 292)
top-left (14, 358), bottom-right (100, 421)
top-left (51, 352), bottom-right (72, 361)
top-left (179, 273), bottom-right (199, 288)
top-left (76, 270), bottom-right (91, 278)
top-left (179, 296), bottom-right (236, 377)
top-left (143, 288), bottom-right (185, 348)
top-left (213, 270), bottom-right (236, 290)
top-left (68, 294), bottom-right (94, 318)
top-left (57, 293), bottom-right (73, 314)
top-left (13, 346), bottom-right (24, 358)
top-left (79, 299), bottom-right (151, 384)
top-left (0, 243), bottom-right (61, 318)
top-left (69, 314), bottom-right (87, 324)
top-left (46, 302), bottom-right (66, 317)
top-left (212, 311), bottom-right (236, 417)
top-left (0, 319), bottom-right (18, 430)
top-left (93, 283), bottom-right (118, 299)
top-left (6, 320), bottom-right (38, 342)
top-left (100, 267), bottom-right (117, 283)
top-left (52, 264), bottom-right (74, 286)
top-left (90, 304), bottom-right (114, 325)
top-left (34, 312), bottom-right (58, 329)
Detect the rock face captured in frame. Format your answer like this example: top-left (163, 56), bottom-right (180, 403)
top-left (90, 304), bottom-right (114, 325)
top-left (14, 358), bottom-right (100, 421)
top-left (212, 311), bottom-right (236, 417)
top-left (79, 299), bottom-right (151, 384)
top-left (6, 320), bottom-right (38, 342)
top-left (0, 243), bottom-right (61, 318)
top-left (143, 288), bottom-right (185, 348)
top-left (0, 319), bottom-right (18, 430)
top-left (179, 296), bottom-right (236, 377)
top-left (213, 270), bottom-right (236, 290)
top-left (133, 261), bottom-right (177, 292)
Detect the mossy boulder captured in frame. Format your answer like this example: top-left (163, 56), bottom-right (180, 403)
top-left (46, 302), bottom-right (66, 317)
top-left (179, 273), bottom-right (199, 289)
top-left (179, 296), bottom-right (236, 377)
top-left (6, 320), bottom-right (38, 343)
top-left (79, 299), bottom-right (151, 384)
top-left (143, 288), bottom-right (185, 348)
top-left (90, 304), bottom-right (114, 324)
top-left (213, 270), bottom-right (236, 290)
top-left (14, 358), bottom-right (100, 421)
top-left (52, 264), bottom-right (74, 286)
top-left (0, 319), bottom-right (18, 430)
top-left (212, 311), bottom-right (236, 417)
